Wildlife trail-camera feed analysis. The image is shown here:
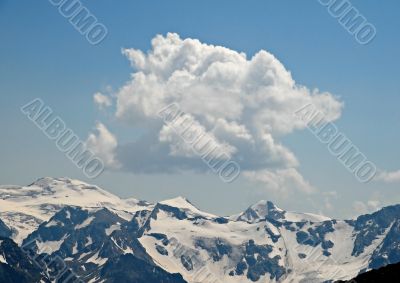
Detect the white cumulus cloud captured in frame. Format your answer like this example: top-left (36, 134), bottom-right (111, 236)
top-left (95, 33), bottom-right (343, 193)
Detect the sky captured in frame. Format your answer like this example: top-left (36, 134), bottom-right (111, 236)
top-left (0, 0), bottom-right (399, 219)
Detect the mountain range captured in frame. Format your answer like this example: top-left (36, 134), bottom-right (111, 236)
top-left (0, 177), bottom-right (399, 282)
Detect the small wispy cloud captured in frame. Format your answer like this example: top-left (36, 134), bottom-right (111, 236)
top-left (374, 170), bottom-right (400, 183)
top-left (353, 200), bottom-right (382, 216)
top-left (93, 92), bottom-right (112, 110)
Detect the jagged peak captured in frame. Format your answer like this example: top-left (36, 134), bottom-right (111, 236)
top-left (236, 199), bottom-right (332, 223)
top-left (235, 200), bottom-right (285, 223)
top-left (250, 200), bottom-right (284, 212)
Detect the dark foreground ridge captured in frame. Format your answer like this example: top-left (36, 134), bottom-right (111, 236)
top-left (336, 261), bottom-right (400, 283)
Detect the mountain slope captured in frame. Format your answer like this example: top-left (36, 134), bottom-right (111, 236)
top-left (21, 206), bottom-right (186, 283)
top-left (138, 197), bottom-right (395, 282)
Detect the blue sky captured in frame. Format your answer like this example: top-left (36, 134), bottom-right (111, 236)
top-left (1, 0), bottom-right (399, 218)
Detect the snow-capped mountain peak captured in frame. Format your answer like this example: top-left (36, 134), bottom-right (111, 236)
top-left (234, 200), bottom-right (285, 223)
top-left (0, 177), bottom-right (113, 201)
top-left (0, 177), bottom-right (152, 243)
top-left (160, 196), bottom-right (192, 207)
top-left (235, 199), bottom-right (331, 223)
top-left (159, 196), bottom-right (217, 219)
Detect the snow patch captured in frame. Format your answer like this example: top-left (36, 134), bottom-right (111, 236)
top-left (36, 235), bottom-right (67, 254)
top-left (0, 254), bottom-right (7, 264)
top-left (76, 216), bottom-right (95, 229)
top-left (105, 223), bottom-right (120, 236)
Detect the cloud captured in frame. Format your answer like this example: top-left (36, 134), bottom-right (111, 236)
top-left (321, 191), bottom-right (339, 211)
top-left (374, 170), bottom-right (400, 183)
top-left (86, 123), bottom-right (119, 168)
top-left (243, 168), bottom-right (316, 195)
top-left (94, 92), bottom-right (112, 109)
top-left (95, 33), bottom-right (343, 193)
top-left (353, 200), bottom-right (381, 215)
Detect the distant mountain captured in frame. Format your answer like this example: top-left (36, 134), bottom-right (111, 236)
top-left (0, 177), bottom-right (152, 243)
top-left (0, 177), bottom-right (399, 282)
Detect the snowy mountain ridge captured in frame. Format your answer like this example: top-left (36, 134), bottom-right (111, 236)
top-left (0, 177), bottom-right (399, 283)
top-left (0, 177), bottom-right (152, 243)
